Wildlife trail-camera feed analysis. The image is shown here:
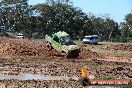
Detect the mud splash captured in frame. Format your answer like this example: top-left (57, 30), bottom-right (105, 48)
top-left (0, 73), bottom-right (79, 80)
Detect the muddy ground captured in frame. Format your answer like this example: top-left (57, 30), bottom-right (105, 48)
top-left (0, 57), bottom-right (131, 88)
top-left (0, 80), bottom-right (131, 88)
top-left (0, 38), bottom-right (131, 88)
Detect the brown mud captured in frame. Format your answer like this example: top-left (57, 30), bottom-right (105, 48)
top-left (0, 38), bottom-right (131, 87)
top-left (0, 38), bottom-right (102, 59)
top-left (102, 44), bottom-right (132, 51)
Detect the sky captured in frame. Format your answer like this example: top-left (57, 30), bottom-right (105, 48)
top-left (28, 0), bottom-right (132, 23)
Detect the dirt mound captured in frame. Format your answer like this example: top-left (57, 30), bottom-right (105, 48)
top-left (0, 38), bottom-right (101, 59)
top-left (102, 44), bottom-right (132, 51)
top-left (0, 38), bottom-right (59, 57)
top-left (79, 47), bottom-right (102, 59)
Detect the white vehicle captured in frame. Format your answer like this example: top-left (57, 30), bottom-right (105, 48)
top-left (82, 35), bottom-right (99, 44)
top-left (16, 33), bottom-right (24, 38)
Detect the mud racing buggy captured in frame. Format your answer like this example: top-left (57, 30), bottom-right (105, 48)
top-left (45, 31), bottom-right (80, 58)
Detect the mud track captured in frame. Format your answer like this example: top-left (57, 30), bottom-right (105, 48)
top-left (0, 38), bottom-right (102, 59)
top-left (0, 57), bottom-right (131, 80)
top-left (0, 57), bottom-right (131, 87)
top-left (1, 38), bottom-right (131, 63)
top-left (0, 38), bottom-right (131, 87)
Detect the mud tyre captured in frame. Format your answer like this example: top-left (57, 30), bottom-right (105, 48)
top-left (66, 50), bottom-right (80, 58)
top-left (46, 42), bottom-right (53, 51)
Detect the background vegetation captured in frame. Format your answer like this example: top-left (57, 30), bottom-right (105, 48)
top-left (0, 0), bottom-right (132, 42)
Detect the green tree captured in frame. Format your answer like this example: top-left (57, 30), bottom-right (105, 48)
top-left (125, 13), bottom-right (132, 38)
top-left (0, 0), bottom-right (32, 34)
top-left (33, 0), bottom-right (94, 39)
top-left (89, 14), bottom-right (120, 41)
top-left (119, 22), bottom-right (130, 42)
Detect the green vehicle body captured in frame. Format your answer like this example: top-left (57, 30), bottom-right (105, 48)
top-left (45, 31), bottom-right (80, 57)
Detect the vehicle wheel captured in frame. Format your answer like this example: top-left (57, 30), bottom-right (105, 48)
top-left (67, 50), bottom-right (79, 58)
top-left (66, 51), bottom-right (72, 58)
top-left (82, 41), bottom-right (85, 44)
top-left (80, 77), bottom-right (91, 86)
top-left (46, 42), bottom-right (53, 51)
top-left (95, 42), bottom-right (98, 45)
top-left (82, 41), bottom-right (87, 44)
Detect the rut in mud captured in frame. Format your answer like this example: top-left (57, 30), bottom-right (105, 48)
top-left (0, 57), bottom-right (131, 81)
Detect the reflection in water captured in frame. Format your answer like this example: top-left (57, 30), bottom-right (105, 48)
top-left (0, 73), bottom-right (78, 80)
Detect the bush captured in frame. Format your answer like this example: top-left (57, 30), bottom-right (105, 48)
top-left (111, 35), bottom-right (120, 42)
top-left (111, 36), bottom-right (132, 43)
top-left (120, 36), bottom-right (127, 43)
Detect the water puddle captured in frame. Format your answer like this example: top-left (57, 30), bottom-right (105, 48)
top-left (0, 73), bottom-right (79, 80)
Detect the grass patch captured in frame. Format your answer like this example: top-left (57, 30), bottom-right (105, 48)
top-left (83, 44), bottom-right (132, 57)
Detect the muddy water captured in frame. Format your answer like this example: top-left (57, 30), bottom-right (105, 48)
top-left (0, 73), bottom-right (79, 80)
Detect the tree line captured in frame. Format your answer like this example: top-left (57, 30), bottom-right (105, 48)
top-left (0, 0), bottom-right (132, 42)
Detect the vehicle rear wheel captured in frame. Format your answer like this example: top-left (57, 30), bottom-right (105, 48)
top-left (67, 50), bottom-right (80, 58)
top-left (46, 42), bottom-right (53, 51)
